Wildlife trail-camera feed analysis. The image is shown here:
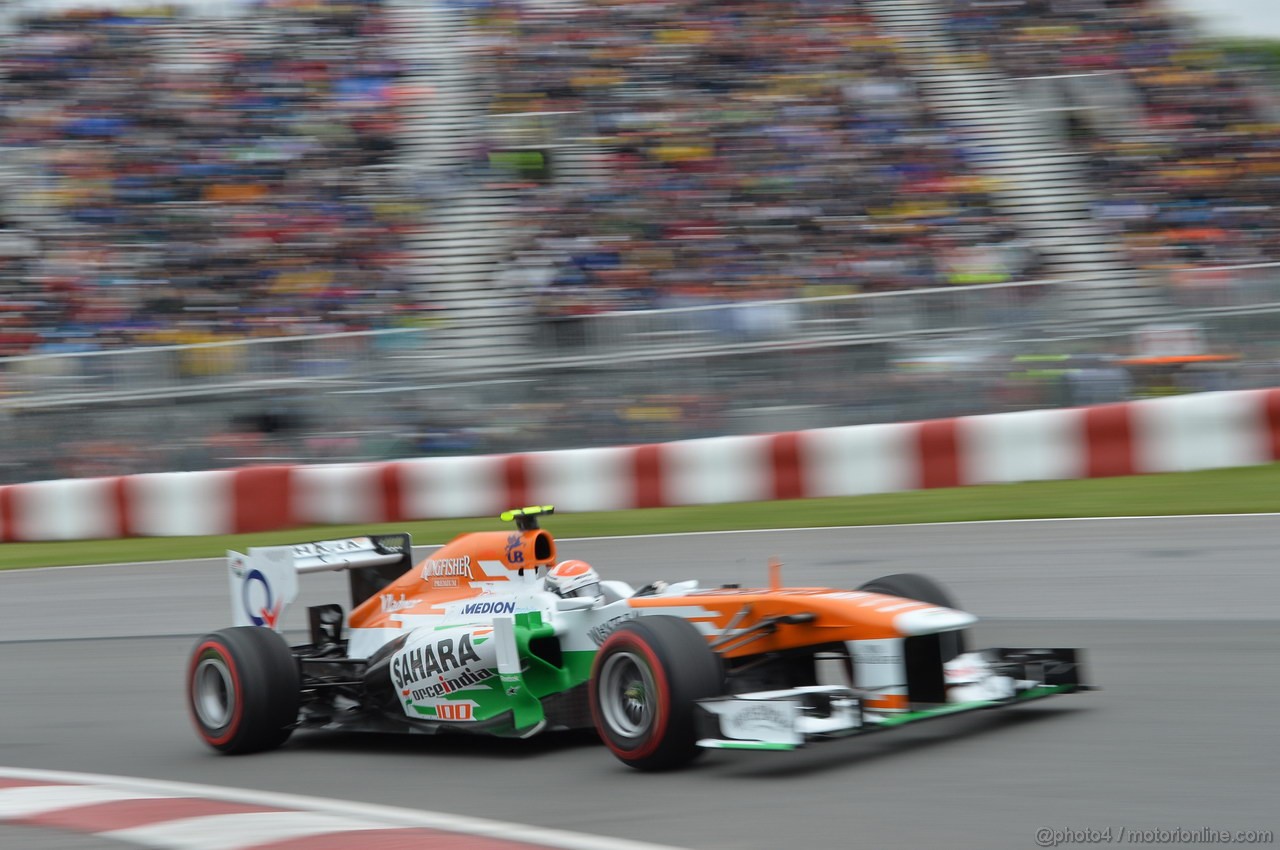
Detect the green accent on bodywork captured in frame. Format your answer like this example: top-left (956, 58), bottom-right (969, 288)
top-left (401, 616), bottom-right (602, 731)
top-left (875, 700), bottom-right (997, 727)
top-left (874, 685), bottom-right (1074, 728)
top-left (700, 740), bottom-right (797, 751)
top-left (429, 613), bottom-right (599, 732)
top-left (501, 670), bottom-right (543, 731)
top-left (1013, 684), bottom-right (1073, 700)
top-left (508, 619), bottom-right (596, 699)
top-left (561, 650), bottom-right (596, 683)
top-left (473, 618), bottom-right (600, 732)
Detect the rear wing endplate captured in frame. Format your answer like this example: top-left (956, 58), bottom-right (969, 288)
top-left (227, 533), bottom-right (413, 630)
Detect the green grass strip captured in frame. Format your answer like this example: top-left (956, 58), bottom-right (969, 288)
top-left (3, 463), bottom-right (1280, 570)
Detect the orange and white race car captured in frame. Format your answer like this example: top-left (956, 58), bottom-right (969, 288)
top-left (188, 506), bottom-right (1090, 770)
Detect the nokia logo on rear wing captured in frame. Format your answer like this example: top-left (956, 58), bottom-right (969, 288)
top-left (292, 538), bottom-right (370, 558)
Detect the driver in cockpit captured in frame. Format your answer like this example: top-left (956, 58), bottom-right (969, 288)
top-left (546, 559), bottom-right (602, 601)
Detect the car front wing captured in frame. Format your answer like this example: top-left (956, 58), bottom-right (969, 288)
top-left (696, 647), bottom-right (1090, 751)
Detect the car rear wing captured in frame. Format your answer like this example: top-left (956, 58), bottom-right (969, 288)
top-left (227, 533), bottom-right (413, 630)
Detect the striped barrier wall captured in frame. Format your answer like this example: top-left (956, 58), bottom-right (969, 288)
top-left (3, 388), bottom-right (1280, 543)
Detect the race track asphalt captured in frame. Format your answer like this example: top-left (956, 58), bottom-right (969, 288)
top-left (1, 516), bottom-right (1277, 849)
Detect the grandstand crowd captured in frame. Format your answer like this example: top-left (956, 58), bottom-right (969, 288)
top-left (4, 0), bottom-right (1280, 482)
top-left (4, 0), bottom-right (1280, 354)
top-left (0, 0), bottom-right (417, 358)
top-left (487, 0), bottom-right (1037, 323)
top-left (947, 0), bottom-right (1280, 271)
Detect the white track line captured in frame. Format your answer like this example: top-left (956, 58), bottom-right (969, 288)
top-left (8, 511), bottom-right (1280, 573)
top-left (0, 767), bottom-right (689, 850)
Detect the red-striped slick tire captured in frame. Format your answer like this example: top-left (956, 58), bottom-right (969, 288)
top-left (187, 626), bottom-right (301, 755)
top-left (589, 616), bottom-right (723, 771)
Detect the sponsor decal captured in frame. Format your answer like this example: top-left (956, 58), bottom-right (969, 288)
top-left (380, 593), bottom-right (420, 613)
top-left (403, 666), bottom-right (494, 702)
top-left (394, 630), bottom-right (497, 714)
top-left (392, 633), bottom-right (483, 689)
top-left (505, 533), bottom-right (525, 565)
top-left (292, 539), bottom-right (367, 558)
top-left (241, 568), bottom-right (283, 628)
top-left (461, 600), bottom-right (516, 615)
top-left (436, 703), bottom-right (474, 721)
top-left (433, 578), bottom-right (460, 588)
top-left (422, 555), bottom-right (471, 580)
top-left (588, 612), bottom-right (638, 646)
top-left (733, 703), bottom-right (794, 734)
top-left (708, 698), bottom-right (803, 744)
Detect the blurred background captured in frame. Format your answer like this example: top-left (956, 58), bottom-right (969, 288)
top-left (4, 0), bottom-right (1280, 484)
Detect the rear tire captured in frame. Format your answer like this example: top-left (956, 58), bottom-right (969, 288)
top-left (188, 626), bottom-right (300, 754)
top-left (590, 616), bottom-right (722, 771)
top-left (858, 573), bottom-right (967, 661)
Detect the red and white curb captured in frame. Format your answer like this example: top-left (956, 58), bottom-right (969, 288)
top-left (8, 388), bottom-right (1280, 542)
top-left (0, 768), bottom-right (686, 850)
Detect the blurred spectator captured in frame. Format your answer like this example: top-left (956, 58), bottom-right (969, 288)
top-left (483, 0), bottom-right (1031, 326)
top-left (0, 2), bottom-right (419, 355)
top-left (947, 0), bottom-right (1280, 275)
top-left (6, 0), bottom-right (1280, 484)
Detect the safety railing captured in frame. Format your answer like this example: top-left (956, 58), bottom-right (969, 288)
top-left (1159, 263), bottom-right (1280, 315)
top-left (6, 262), bottom-right (1280, 410)
top-left (0, 328), bottom-right (429, 409)
top-left (550, 277), bottom-right (1073, 359)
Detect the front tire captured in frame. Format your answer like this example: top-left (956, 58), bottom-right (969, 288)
top-left (590, 616), bottom-right (722, 771)
top-left (188, 626), bottom-right (300, 754)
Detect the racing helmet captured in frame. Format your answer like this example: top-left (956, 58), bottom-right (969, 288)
top-left (547, 559), bottom-right (601, 599)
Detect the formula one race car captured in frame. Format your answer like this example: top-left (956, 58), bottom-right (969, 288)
top-left (188, 506), bottom-right (1089, 770)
